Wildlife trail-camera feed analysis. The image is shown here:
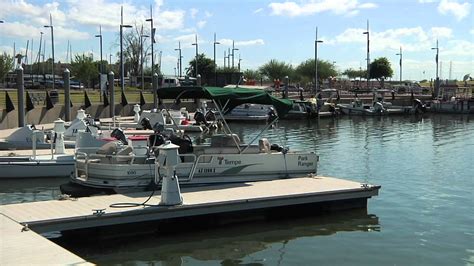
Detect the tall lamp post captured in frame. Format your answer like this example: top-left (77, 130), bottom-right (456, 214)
top-left (231, 40), bottom-right (239, 69)
top-left (95, 25), bottom-right (104, 74)
top-left (120, 6), bottom-right (132, 94)
top-left (146, 5), bottom-right (155, 74)
top-left (174, 41), bottom-right (182, 77)
top-left (363, 20), bottom-right (370, 91)
top-left (223, 51), bottom-right (227, 69)
top-left (140, 31), bottom-right (149, 90)
top-left (431, 40), bottom-right (439, 98)
top-left (213, 33), bottom-right (220, 85)
top-left (191, 34), bottom-right (198, 77)
top-left (43, 14), bottom-right (55, 90)
top-left (314, 27), bottom-right (323, 94)
top-left (396, 46), bottom-right (402, 84)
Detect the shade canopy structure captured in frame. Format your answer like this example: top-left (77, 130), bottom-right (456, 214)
top-left (157, 86), bottom-right (294, 116)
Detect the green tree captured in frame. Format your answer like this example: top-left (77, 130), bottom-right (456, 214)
top-left (259, 59), bottom-right (294, 81)
top-left (295, 59), bottom-right (338, 84)
top-left (188, 53), bottom-right (215, 82)
top-left (0, 53), bottom-right (14, 82)
top-left (242, 69), bottom-right (262, 80)
top-left (369, 57), bottom-right (393, 87)
top-left (343, 68), bottom-right (366, 80)
top-left (70, 54), bottom-right (98, 88)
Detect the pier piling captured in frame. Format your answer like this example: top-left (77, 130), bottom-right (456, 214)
top-left (108, 71), bottom-right (115, 117)
top-left (64, 68), bottom-right (71, 121)
top-left (16, 66), bottom-right (25, 127)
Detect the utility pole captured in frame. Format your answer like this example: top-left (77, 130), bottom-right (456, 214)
top-left (314, 27), bottom-right (323, 94)
top-left (43, 14), bottom-right (55, 90)
top-left (213, 33), bottom-right (220, 85)
top-left (363, 20), bottom-right (370, 91)
top-left (146, 5), bottom-right (155, 75)
top-left (174, 41), bottom-right (182, 77)
top-left (231, 40), bottom-right (239, 69)
top-left (191, 34), bottom-right (198, 77)
top-left (120, 6), bottom-right (132, 94)
top-left (431, 40), bottom-right (439, 98)
top-left (396, 46), bottom-right (402, 84)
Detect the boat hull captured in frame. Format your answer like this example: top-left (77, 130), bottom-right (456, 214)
top-left (65, 152), bottom-right (318, 195)
top-left (0, 155), bottom-right (75, 178)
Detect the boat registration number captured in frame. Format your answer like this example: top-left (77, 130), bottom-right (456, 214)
top-left (197, 168), bottom-right (216, 173)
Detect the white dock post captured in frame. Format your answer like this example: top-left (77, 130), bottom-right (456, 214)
top-left (157, 140), bottom-right (183, 206)
top-left (133, 104), bottom-right (141, 123)
top-left (53, 118), bottom-right (66, 154)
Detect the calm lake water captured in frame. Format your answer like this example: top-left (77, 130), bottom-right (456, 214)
top-left (1, 114), bottom-right (473, 265)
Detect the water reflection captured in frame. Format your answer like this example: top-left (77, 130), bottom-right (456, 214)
top-left (66, 210), bottom-right (379, 265)
top-left (0, 177), bottom-right (64, 204)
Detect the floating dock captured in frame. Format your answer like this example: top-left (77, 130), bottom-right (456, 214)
top-left (0, 176), bottom-right (380, 264)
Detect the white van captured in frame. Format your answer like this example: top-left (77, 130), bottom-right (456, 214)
top-left (162, 77), bottom-right (180, 87)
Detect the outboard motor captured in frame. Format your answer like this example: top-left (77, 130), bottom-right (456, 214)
top-left (270, 143), bottom-right (285, 152)
top-left (169, 134), bottom-right (193, 154)
top-left (110, 128), bottom-right (128, 145)
top-left (205, 110), bottom-right (217, 121)
top-left (149, 133), bottom-right (166, 147)
top-left (267, 107), bottom-right (278, 123)
top-left (373, 102), bottom-right (385, 113)
top-left (140, 117), bottom-right (153, 130)
top-left (194, 110), bottom-right (208, 126)
top-left (413, 99), bottom-right (427, 114)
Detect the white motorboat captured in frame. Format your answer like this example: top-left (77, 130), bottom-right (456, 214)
top-left (224, 104), bottom-right (271, 122)
top-left (61, 86), bottom-right (318, 196)
top-left (338, 99), bottom-right (387, 116)
top-left (0, 109), bottom-right (97, 150)
top-left (0, 119), bottom-right (75, 178)
top-left (109, 104), bottom-right (204, 133)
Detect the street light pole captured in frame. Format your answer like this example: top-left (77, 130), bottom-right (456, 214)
top-left (140, 28), bottom-right (149, 91)
top-left (95, 25), bottom-right (103, 74)
top-left (43, 14), bottom-right (55, 90)
top-left (146, 5), bottom-right (155, 75)
top-left (223, 51), bottom-right (226, 69)
top-left (174, 42), bottom-right (182, 77)
top-left (396, 46), bottom-right (402, 84)
top-left (431, 40), bottom-right (439, 98)
top-left (314, 27), bottom-right (323, 94)
top-left (192, 34), bottom-right (198, 77)
top-left (213, 33), bottom-right (220, 85)
top-left (363, 20), bottom-right (370, 91)
top-left (231, 40), bottom-right (239, 69)
top-left (120, 6), bottom-right (132, 94)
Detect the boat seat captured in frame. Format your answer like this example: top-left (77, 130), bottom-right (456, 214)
top-left (259, 138), bottom-right (271, 153)
top-left (210, 134), bottom-right (240, 147)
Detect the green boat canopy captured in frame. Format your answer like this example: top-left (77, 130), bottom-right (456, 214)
top-left (157, 86), bottom-right (294, 116)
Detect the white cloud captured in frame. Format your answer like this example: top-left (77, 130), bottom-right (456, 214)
top-left (443, 40), bottom-right (474, 57)
top-left (236, 39), bottom-right (265, 46)
top-left (470, 29), bottom-right (474, 35)
top-left (254, 8), bottom-right (264, 14)
top-left (173, 34), bottom-right (203, 48)
top-left (197, 20), bottom-right (207, 29)
top-left (218, 38), bottom-right (265, 47)
top-left (437, 0), bottom-right (471, 21)
top-left (330, 26), bottom-right (454, 52)
top-left (205, 11), bottom-right (213, 18)
top-left (430, 27), bottom-right (453, 38)
top-left (190, 8), bottom-right (198, 19)
top-left (268, 0), bottom-right (377, 17)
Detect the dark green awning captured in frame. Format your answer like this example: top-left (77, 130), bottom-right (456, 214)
top-left (157, 86), bottom-right (293, 116)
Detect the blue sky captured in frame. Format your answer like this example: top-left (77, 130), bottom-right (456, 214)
top-left (0, 0), bottom-right (472, 80)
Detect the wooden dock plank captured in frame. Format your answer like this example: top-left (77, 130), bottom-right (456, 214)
top-left (1, 177), bottom-right (376, 228)
top-left (0, 215), bottom-right (91, 265)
